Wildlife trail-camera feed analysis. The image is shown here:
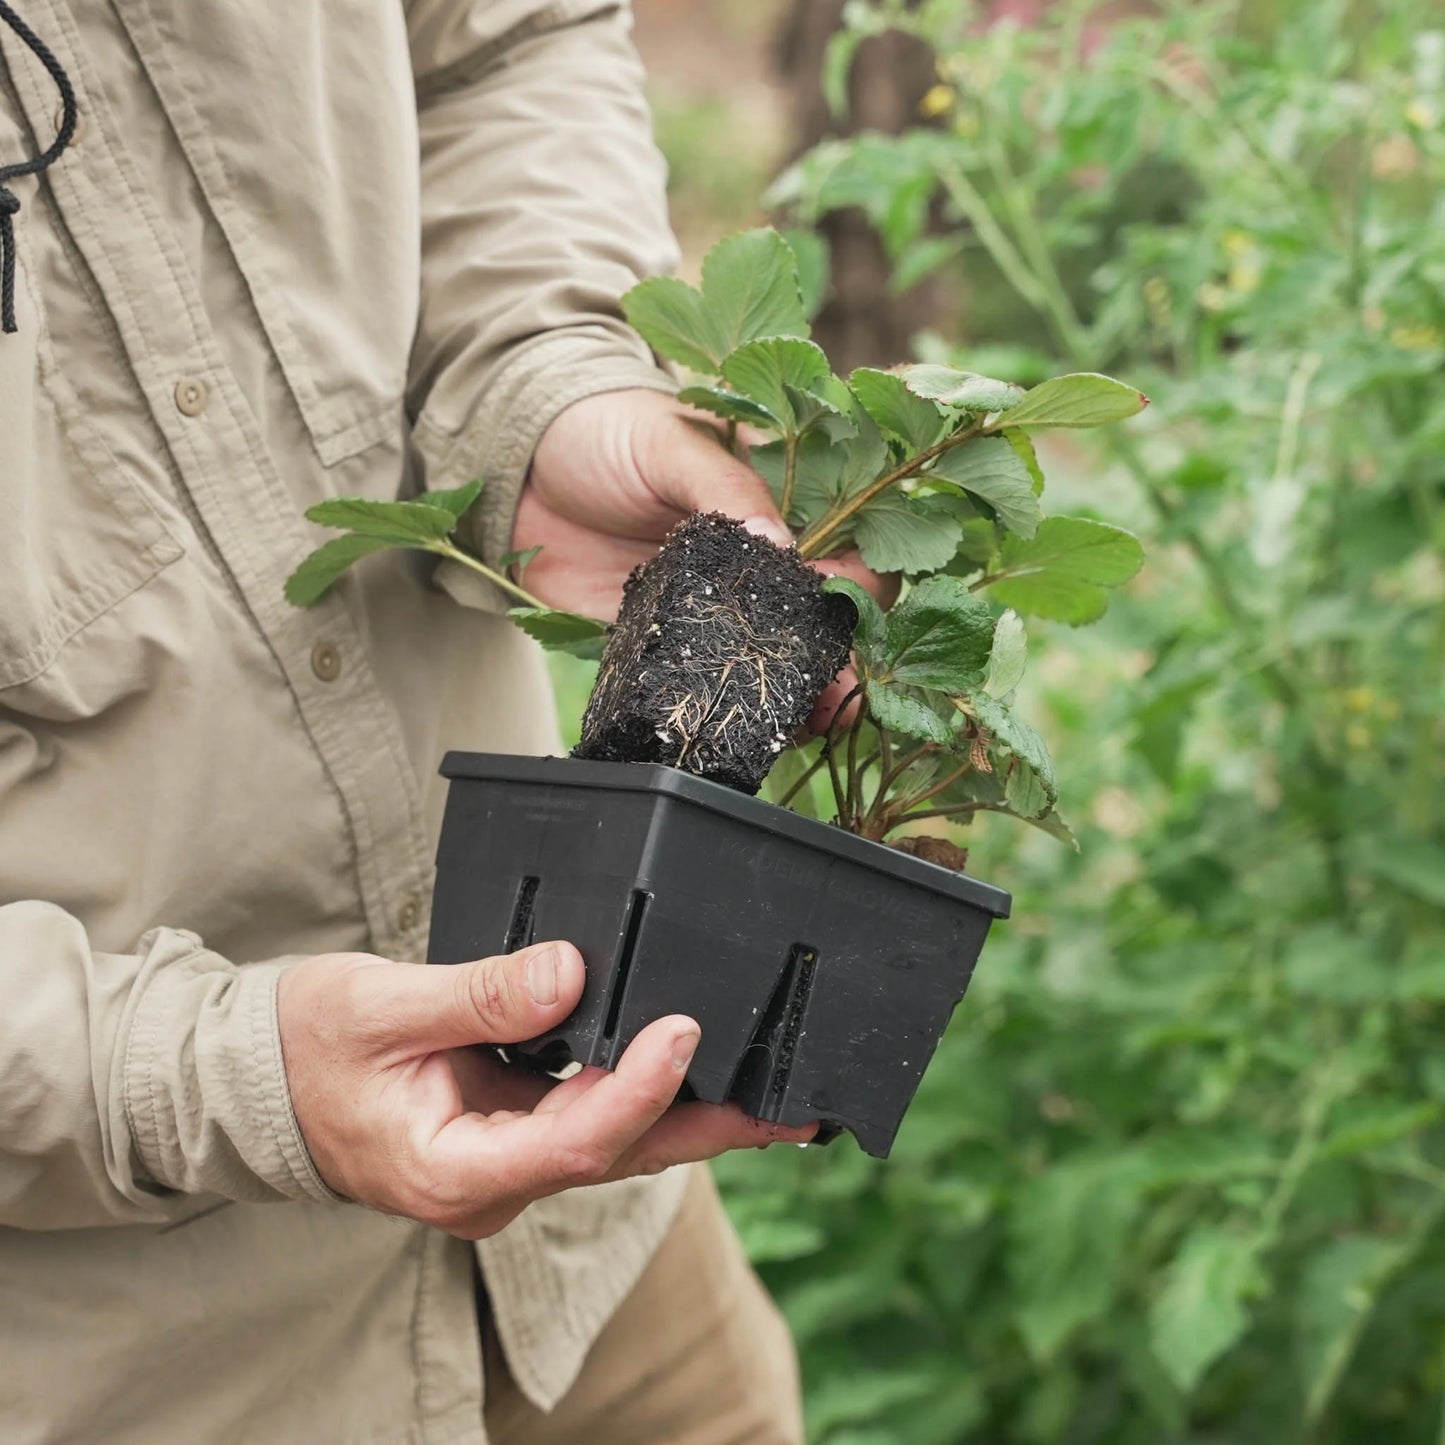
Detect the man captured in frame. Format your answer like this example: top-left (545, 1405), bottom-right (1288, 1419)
top-left (0, 2), bottom-right (879, 1440)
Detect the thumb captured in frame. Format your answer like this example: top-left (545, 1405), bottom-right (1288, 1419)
top-left (646, 412), bottom-right (794, 548)
top-left (369, 941), bottom-right (585, 1054)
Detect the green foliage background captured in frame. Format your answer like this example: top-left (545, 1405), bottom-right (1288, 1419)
top-left (566, 1), bottom-right (1445, 1438)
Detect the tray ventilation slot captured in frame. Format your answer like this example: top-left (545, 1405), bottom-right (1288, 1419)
top-left (503, 876), bottom-right (540, 955)
top-left (768, 945), bottom-right (818, 1106)
top-left (603, 889), bottom-right (652, 1045)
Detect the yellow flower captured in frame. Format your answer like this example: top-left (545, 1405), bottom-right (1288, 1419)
top-left (919, 83), bottom-right (956, 119)
top-left (1222, 230), bottom-right (1255, 256)
top-left (1344, 686), bottom-right (1375, 713)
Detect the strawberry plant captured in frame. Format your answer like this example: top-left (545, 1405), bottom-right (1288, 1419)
top-left (287, 226), bottom-right (1145, 857)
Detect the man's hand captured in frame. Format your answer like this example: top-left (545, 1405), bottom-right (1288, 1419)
top-left (517, 390), bottom-right (894, 731)
top-left (277, 941), bottom-right (810, 1239)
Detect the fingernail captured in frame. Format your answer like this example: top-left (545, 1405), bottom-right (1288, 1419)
top-left (671, 1026), bottom-right (700, 1071)
top-left (527, 947), bottom-right (558, 1006)
top-left (742, 515), bottom-right (794, 549)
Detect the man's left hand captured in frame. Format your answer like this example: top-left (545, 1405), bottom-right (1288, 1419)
top-left (516, 389), bottom-right (891, 732)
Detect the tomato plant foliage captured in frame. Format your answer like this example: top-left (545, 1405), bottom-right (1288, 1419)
top-left (714, 2), bottom-right (1445, 1442)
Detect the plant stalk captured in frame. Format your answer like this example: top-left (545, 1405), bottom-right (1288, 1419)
top-left (796, 424), bottom-right (983, 559)
top-left (433, 540), bottom-right (552, 612)
top-left (779, 432), bottom-right (800, 524)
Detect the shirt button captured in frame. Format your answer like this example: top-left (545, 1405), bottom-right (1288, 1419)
top-left (173, 377), bottom-right (209, 417)
top-left (397, 895), bottom-right (423, 933)
top-left (310, 641), bottom-right (342, 682)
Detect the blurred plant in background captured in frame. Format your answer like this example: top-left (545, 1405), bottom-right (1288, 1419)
top-left (709, 2), bottom-right (1445, 1440)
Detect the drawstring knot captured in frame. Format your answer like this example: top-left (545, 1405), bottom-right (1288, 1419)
top-left (0, 0), bottom-right (77, 334)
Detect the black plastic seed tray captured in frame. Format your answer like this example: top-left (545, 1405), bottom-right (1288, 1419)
top-left (427, 752), bottom-right (1010, 1158)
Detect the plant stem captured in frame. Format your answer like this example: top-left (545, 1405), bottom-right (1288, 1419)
top-left (934, 161), bottom-right (1063, 339)
top-left (432, 540), bottom-right (551, 611)
top-left (823, 686), bottom-right (863, 824)
top-left (894, 762), bottom-right (972, 817)
top-left (779, 432), bottom-right (800, 524)
top-left (796, 424), bottom-right (983, 559)
top-left (862, 742), bottom-right (935, 834)
top-left (1307, 1187), bottom-right (1445, 1426)
top-left (979, 130), bottom-right (1091, 362)
top-left (895, 801), bottom-right (1015, 826)
top-left (1255, 1062), bottom-right (1341, 1246)
top-left (845, 703), bottom-right (866, 823)
top-left (775, 746), bottom-right (829, 808)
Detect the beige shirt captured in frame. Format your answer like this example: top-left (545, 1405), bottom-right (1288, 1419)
top-left (0, 3), bottom-right (690, 1440)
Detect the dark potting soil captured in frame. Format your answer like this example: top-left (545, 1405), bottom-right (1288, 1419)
top-left (574, 512), bottom-right (855, 795)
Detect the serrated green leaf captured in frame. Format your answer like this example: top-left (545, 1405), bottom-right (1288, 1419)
top-left (620, 275), bottom-right (716, 372)
top-left (699, 228), bottom-right (811, 358)
top-left (1027, 808), bottom-right (1079, 849)
top-left (821, 575), bottom-right (888, 667)
top-left (904, 364), bottom-right (1025, 413)
top-left (949, 518), bottom-right (999, 573)
top-left (676, 385), bottom-right (778, 428)
top-left (850, 368), bottom-right (948, 451)
top-left (421, 479), bottom-right (485, 519)
top-left (1006, 758), bottom-right (1053, 818)
top-left (721, 337), bottom-right (831, 428)
top-left (622, 228), bottom-right (810, 373)
top-left (1150, 1227), bottom-right (1262, 1394)
top-left (1004, 372), bottom-right (1149, 428)
top-left (1003, 427), bottom-right (1046, 494)
top-left (986, 516), bottom-right (1145, 624)
top-left (782, 228), bottom-right (830, 320)
top-left (882, 576), bottom-right (995, 692)
top-left (972, 692), bottom-right (1057, 810)
top-left (835, 406), bottom-right (891, 496)
top-left (285, 533), bottom-right (397, 607)
top-left (929, 437), bottom-right (1043, 539)
top-left (507, 607), bottom-right (609, 660)
top-left (853, 493), bottom-right (963, 574)
top-left (869, 682), bottom-right (956, 745)
top-left (984, 610), bottom-right (1028, 698)
top-left (304, 495), bottom-right (460, 544)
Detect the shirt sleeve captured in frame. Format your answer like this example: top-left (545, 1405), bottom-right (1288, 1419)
top-left (403, 0), bottom-right (681, 607)
top-left (0, 901), bottom-right (337, 1230)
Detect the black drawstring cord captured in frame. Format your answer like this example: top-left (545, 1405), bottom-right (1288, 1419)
top-left (0, 0), bottom-right (76, 334)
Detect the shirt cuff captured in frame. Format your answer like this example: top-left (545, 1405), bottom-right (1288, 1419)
top-left (123, 936), bottom-right (342, 1206)
top-left (412, 329), bottom-right (678, 613)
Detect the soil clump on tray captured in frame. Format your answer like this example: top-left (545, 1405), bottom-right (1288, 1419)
top-left (574, 512), bottom-right (854, 795)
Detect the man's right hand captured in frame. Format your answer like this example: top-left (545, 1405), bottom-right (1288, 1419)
top-left (276, 942), bottom-right (810, 1238)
